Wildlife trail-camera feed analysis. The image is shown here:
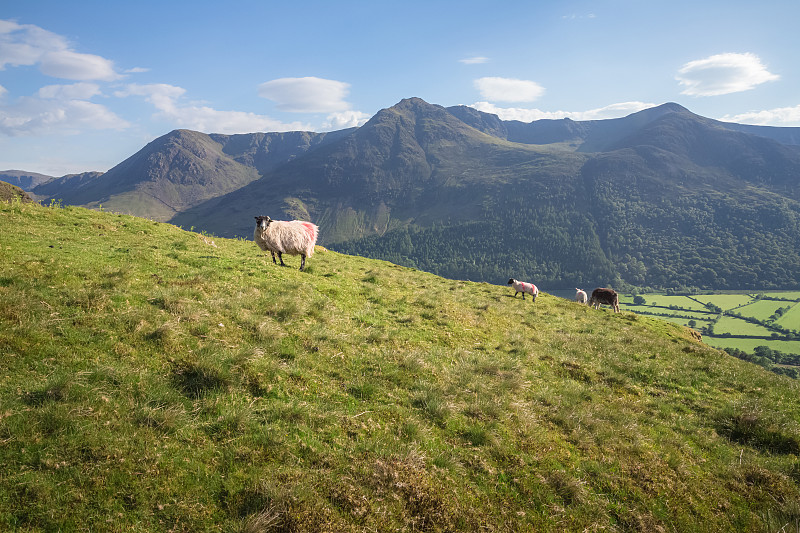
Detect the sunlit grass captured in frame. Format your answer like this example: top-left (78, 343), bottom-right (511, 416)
top-left (1, 199), bottom-right (799, 531)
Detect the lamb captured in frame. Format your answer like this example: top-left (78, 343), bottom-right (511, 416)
top-left (254, 215), bottom-right (319, 271)
top-left (589, 287), bottom-right (620, 312)
top-left (508, 278), bottom-right (538, 301)
top-left (575, 288), bottom-right (588, 304)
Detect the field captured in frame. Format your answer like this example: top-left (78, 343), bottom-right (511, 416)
top-left (618, 292), bottom-right (800, 357)
top-left (2, 200), bottom-right (800, 532)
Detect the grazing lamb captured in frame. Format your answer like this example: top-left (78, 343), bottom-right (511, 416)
top-left (589, 287), bottom-right (620, 312)
top-left (508, 279), bottom-right (538, 301)
top-left (575, 288), bottom-right (588, 304)
top-left (254, 215), bottom-right (319, 271)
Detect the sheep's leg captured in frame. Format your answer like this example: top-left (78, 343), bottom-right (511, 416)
top-left (299, 254), bottom-right (306, 271)
top-left (270, 251), bottom-right (277, 264)
top-left (522, 293), bottom-right (526, 300)
top-left (277, 252), bottom-right (286, 266)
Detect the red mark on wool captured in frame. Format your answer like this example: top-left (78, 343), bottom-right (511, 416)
top-left (301, 222), bottom-right (317, 240)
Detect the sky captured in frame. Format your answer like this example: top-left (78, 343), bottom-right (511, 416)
top-left (1, 0), bottom-right (799, 177)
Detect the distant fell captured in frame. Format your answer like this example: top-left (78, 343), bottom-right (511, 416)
top-left (0, 170), bottom-right (54, 190)
top-left (34, 98), bottom-right (800, 290)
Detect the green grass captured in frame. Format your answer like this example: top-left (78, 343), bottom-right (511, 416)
top-left (738, 299), bottom-right (795, 322)
top-left (693, 294), bottom-right (759, 309)
top-left (708, 337), bottom-right (800, 355)
top-left (623, 294), bottom-right (710, 312)
top-left (778, 302), bottom-right (800, 329)
top-left (2, 200), bottom-right (800, 532)
top-left (714, 316), bottom-right (776, 337)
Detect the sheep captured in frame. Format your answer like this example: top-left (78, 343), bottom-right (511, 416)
top-left (507, 278), bottom-right (538, 301)
top-left (254, 215), bottom-right (319, 271)
top-left (589, 287), bottom-right (620, 312)
top-left (575, 288), bottom-right (588, 304)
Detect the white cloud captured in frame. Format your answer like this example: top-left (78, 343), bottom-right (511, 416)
top-left (676, 52), bottom-right (779, 97)
top-left (39, 50), bottom-right (120, 81)
top-left (117, 83), bottom-right (311, 133)
top-left (459, 56), bottom-right (489, 65)
top-left (0, 18), bottom-right (122, 80)
top-left (258, 77), bottom-right (352, 113)
top-left (721, 104), bottom-right (800, 126)
top-left (469, 101), bottom-right (656, 122)
top-left (474, 77), bottom-right (545, 103)
top-left (38, 82), bottom-right (101, 100)
top-left (322, 110), bottom-right (371, 131)
top-left (115, 83), bottom-right (187, 111)
top-left (0, 95), bottom-right (129, 136)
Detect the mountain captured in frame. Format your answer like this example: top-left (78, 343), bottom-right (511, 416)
top-left (35, 98), bottom-right (800, 291)
top-left (0, 170), bottom-right (54, 190)
top-left (37, 128), bottom-right (354, 221)
top-left (447, 102), bottom-right (800, 150)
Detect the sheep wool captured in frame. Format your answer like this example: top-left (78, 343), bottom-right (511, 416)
top-left (508, 278), bottom-right (538, 301)
top-left (575, 288), bottom-right (588, 304)
top-left (254, 216), bottom-right (319, 271)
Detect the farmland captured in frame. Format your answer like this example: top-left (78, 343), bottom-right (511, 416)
top-left (618, 291), bottom-right (800, 375)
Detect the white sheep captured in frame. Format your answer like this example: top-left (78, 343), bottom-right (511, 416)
top-left (575, 288), bottom-right (588, 304)
top-left (254, 215), bottom-right (319, 271)
top-left (507, 278), bottom-right (538, 301)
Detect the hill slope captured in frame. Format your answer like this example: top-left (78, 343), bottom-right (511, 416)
top-left (0, 181), bottom-right (35, 203)
top-left (1, 200), bottom-right (799, 531)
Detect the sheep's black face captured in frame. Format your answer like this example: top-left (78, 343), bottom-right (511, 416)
top-left (255, 216), bottom-right (272, 230)
top-left (507, 279), bottom-right (515, 285)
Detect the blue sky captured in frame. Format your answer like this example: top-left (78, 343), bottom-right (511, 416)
top-left (2, 0), bottom-right (799, 176)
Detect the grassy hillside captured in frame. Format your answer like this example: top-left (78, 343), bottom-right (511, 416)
top-left (1, 200), bottom-right (799, 532)
top-left (0, 181), bottom-right (34, 203)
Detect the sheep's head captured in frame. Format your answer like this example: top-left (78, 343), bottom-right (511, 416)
top-left (507, 278), bottom-right (515, 285)
top-left (255, 216), bottom-right (273, 230)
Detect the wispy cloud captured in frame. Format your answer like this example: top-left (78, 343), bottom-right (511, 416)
top-left (116, 83), bottom-right (312, 133)
top-left (676, 52), bottom-right (779, 97)
top-left (0, 19), bottom-right (121, 81)
top-left (459, 56), bottom-right (489, 65)
top-left (322, 110), bottom-right (371, 130)
top-left (258, 76), bottom-right (352, 113)
top-left (257, 76), bottom-right (370, 130)
top-left (38, 82), bottom-right (102, 100)
top-left (562, 13), bottom-right (596, 20)
top-left (468, 101), bottom-right (656, 122)
top-left (0, 20), bottom-right (135, 136)
top-left (474, 77), bottom-right (545, 103)
top-left (0, 89), bottom-right (129, 136)
top-left (722, 104), bottom-right (800, 126)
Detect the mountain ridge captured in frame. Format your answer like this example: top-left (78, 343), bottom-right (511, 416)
top-left (29, 98), bottom-right (800, 290)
